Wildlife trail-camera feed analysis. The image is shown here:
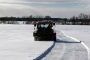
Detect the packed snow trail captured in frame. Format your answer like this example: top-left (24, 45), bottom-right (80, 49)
top-left (42, 40), bottom-right (88, 60)
top-left (41, 31), bottom-right (88, 60)
top-left (42, 42), bottom-right (88, 60)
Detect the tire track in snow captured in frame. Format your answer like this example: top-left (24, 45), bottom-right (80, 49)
top-left (42, 43), bottom-right (66, 60)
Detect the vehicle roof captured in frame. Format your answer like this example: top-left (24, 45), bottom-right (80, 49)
top-left (36, 21), bottom-right (54, 24)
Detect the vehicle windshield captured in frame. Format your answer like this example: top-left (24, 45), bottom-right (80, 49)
top-left (40, 24), bottom-right (49, 28)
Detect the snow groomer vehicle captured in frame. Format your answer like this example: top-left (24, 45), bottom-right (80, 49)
top-left (33, 21), bottom-right (56, 41)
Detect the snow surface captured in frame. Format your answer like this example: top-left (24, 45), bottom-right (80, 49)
top-left (0, 24), bottom-right (53, 60)
top-left (43, 41), bottom-right (88, 60)
top-left (0, 24), bottom-right (89, 60)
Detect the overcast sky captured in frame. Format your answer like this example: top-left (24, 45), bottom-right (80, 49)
top-left (0, 0), bottom-right (90, 18)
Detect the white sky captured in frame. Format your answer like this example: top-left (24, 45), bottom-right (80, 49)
top-left (0, 0), bottom-right (90, 18)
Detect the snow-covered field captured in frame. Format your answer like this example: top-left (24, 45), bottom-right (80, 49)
top-left (0, 24), bottom-right (53, 60)
top-left (0, 24), bottom-right (89, 60)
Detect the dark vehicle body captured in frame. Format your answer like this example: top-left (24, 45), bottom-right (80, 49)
top-left (33, 21), bottom-right (56, 41)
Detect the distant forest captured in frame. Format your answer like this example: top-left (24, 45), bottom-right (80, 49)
top-left (0, 13), bottom-right (90, 25)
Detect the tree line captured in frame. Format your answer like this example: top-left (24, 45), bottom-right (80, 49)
top-left (0, 13), bottom-right (90, 25)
